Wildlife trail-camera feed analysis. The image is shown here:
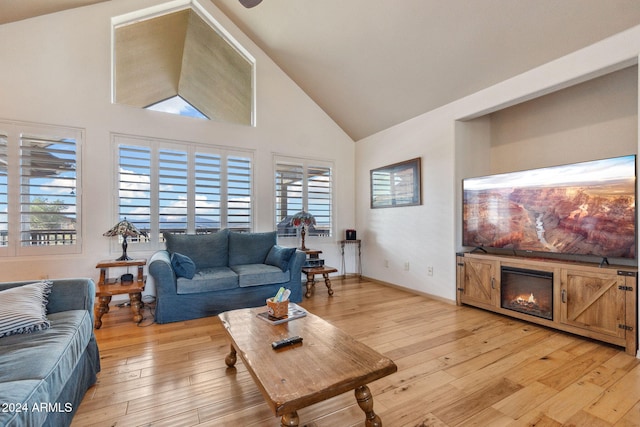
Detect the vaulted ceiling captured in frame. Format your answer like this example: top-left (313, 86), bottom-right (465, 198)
top-left (0, 0), bottom-right (109, 25)
top-left (3, 0), bottom-right (640, 141)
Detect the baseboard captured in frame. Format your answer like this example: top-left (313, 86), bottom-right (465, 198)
top-left (358, 276), bottom-right (457, 306)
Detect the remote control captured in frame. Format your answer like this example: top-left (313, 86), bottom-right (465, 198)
top-left (271, 336), bottom-right (303, 350)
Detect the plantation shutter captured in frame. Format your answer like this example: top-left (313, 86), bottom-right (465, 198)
top-left (226, 156), bottom-right (252, 231)
top-left (19, 134), bottom-right (78, 247)
top-left (114, 134), bottom-right (253, 251)
top-left (159, 149), bottom-right (188, 233)
top-left (275, 162), bottom-right (303, 237)
top-left (118, 145), bottom-right (151, 239)
top-left (307, 164), bottom-right (331, 237)
top-left (274, 158), bottom-right (332, 238)
top-left (194, 152), bottom-right (221, 232)
top-left (0, 134), bottom-right (7, 248)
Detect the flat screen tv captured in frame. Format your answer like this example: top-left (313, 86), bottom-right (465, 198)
top-left (462, 155), bottom-right (636, 260)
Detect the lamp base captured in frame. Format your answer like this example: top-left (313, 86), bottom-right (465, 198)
top-left (116, 238), bottom-right (132, 261)
top-left (299, 226), bottom-right (308, 251)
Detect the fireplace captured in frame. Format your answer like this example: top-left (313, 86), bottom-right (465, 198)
top-left (500, 267), bottom-right (553, 320)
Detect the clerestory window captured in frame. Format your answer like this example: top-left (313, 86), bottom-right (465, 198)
top-left (112, 1), bottom-right (255, 125)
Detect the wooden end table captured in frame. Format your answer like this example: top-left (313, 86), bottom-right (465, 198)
top-left (301, 265), bottom-right (337, 298)
top-left (94, 259), bottom-right (146, 329)
top-left (218, 307), bottom-right (397, 426)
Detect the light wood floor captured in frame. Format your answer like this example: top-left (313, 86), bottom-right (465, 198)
top-left (72, 277), bottom-right (640, 427)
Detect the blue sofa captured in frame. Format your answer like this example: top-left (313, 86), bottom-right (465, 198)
top-left (0, 278), bottom-right (100, 427)
top-left (149, 229), bottom-right (306, 323)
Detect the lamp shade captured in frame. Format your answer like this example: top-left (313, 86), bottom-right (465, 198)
top-left (103, 219), bottom-right (144, 238)
top-left (290, 211), bottom-right (316, 228)
top-left (103, 218), bottom-right (145, 261)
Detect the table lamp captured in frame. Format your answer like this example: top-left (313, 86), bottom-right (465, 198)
top-left (103, 218), bottom-right (146, 261)
top-left (290, 211), bottom-right (315, 251)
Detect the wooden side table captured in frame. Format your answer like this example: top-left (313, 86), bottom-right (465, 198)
top-left (301, 265), bottom-right (337, 298)
top-left (94, 259), bottom-right (146, 329)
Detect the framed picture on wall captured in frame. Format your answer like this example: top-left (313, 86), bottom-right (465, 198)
top-left (370, 157), bottom-right (422, 208)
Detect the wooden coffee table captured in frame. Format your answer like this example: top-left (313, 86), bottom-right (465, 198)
top-left (218, 306), bottom-right (397, 426)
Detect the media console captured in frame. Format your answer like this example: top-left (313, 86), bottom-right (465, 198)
top-left (456, 252), bottom-right (637, 355)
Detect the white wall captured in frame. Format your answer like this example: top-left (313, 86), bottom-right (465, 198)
top-left (489, 66), bottom-right (637, 174)
top-left (0, 0), bottom-right (355, 288)
top-left (356, 25), bottom-right (640, 303)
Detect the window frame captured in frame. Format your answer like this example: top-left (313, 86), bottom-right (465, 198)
top-left (111, 0), bottom-right (257, 126)
top-left (112, 133), bottom-right (254, 253)
top-left (274, 154), bottom-right (334, 241)
top-left (0, 120), bottom-right (83, 257)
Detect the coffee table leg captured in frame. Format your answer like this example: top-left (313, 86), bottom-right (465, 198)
top-left (129, 292), bottom-right (143, 324)
top-left (355, 385), bottom-right (382, 427)
top-left (280, 411), bottom-right (299, 427)
top-left (225, 345), bottom-right (237, 367)
top-left (305, 272), bottom-right (314, 298)
top-left (322, 272), bottom-right (334, 296)
top-left (94, 295), bottom-right (111, 329)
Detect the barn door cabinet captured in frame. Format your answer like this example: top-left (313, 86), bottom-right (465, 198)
top-left (456, 252), bottom-right (637, 355)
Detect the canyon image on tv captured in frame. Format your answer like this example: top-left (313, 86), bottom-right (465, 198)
top-left (463, 155), bottom-right (636, 259)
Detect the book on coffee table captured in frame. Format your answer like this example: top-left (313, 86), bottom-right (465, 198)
top-left (256, 303), bottom-right (307, 325)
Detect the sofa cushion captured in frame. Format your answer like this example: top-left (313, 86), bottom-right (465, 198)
top-left (171, 252), bottom-right (196, 279)
top-left (228, 231), bottom-right (277, 266)
top-left (0, 281), bottom-right (52, 338)
top-left (176, 267), bottom-right (238, 294)
top-left (230, 264), bottom-right (290, 288)
top-left (164, 229), bottom-right (229, 269)
top-left (265, 245), bottom-right (297, 272)
top-left (0, 309), bottom-right (93, 426)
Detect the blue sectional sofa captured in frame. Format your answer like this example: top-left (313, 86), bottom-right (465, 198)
top-left (0, 278), bottom-right (100, 427)
top-left (149, 229), bottom-right (306, 323)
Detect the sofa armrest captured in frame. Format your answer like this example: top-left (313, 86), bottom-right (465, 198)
top-left (289, 250), bottom-right (306, 275)
top-left (47, 278), bottom-right (96, 314)
top-left (0, 278), bottom-right (96, 323)
top-left (149, 250), bottom-right (178, 296)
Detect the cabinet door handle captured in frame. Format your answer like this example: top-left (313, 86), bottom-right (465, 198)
top-left (491, 277), bottom-right (495, 289)
top-left (561, 289), bottom-right (566, 303)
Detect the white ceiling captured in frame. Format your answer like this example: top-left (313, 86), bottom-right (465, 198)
top-left (0, 0), bottom-right (109, 25)
top-left (2, 0), bottom-right (640, 141)
top-left (210, 0), bottom-right (640, 141)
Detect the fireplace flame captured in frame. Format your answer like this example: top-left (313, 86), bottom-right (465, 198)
top-left (515, 293), bottom-right (537, 306)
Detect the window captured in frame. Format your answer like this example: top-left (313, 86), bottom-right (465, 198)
top-left (112, 2), bottom-right (255, 125)
top-left (275, 156), bottom-right (333, 238)
top-left (114, 134), bottom-right (252, 251)
top-left (0, 121), bottom-right (82, 256)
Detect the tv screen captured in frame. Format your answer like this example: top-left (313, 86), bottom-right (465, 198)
top-left (463, 155), bottom-right (636, 259)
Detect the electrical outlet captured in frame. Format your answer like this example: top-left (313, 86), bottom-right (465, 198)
top-left (384, 260), bottom-right (389, 268)
top-left (404, 262), bottom-right (410, 271)
top-left (428, 266), bottom-right (433, 276)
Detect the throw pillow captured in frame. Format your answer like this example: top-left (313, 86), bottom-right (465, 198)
top-left (265, 245), bottom-right (297, 272)
top-left (0, 281), bottom-right (52, 338)
top-left (171, 252), bottom-right (196, 279)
